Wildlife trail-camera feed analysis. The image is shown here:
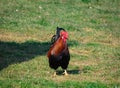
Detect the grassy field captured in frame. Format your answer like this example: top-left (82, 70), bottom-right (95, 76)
top-left (0, 0), bottom-right (120, 88)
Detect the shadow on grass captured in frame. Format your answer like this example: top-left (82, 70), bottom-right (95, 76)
top-left (0, 40), bottom-right (50, 70)
top-left (68, 69), bottom-right (81, 74)
top-left (0, 40), bottom-right (78, 71)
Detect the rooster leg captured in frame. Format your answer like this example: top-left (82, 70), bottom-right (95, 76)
top-left (63, 69), bottom-right (68, 76)
top-left (53, 70), bottom-right (57, 77)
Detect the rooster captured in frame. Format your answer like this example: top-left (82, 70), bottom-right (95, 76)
top-left (47, 29), bottom-right (70, 76)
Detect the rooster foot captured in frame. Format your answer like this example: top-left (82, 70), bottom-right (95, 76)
top-left (53, 71), bottom-right (57, 77)
top-left (63, 70), bottom-right (68, 76)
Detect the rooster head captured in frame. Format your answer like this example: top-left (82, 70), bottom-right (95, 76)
top-left (60, 30), bottom-right (68, 41)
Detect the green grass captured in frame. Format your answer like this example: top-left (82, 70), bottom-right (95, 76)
top-left (0, 0), bottom-right (120, 88)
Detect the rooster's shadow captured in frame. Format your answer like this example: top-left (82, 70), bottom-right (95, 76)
top-left (0, 40), bottom-right (78, 71)
top-left (0, 40), bottom-right (50, 70)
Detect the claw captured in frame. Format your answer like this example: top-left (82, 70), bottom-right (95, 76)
top-left (53, 71), bottom-right (56, 77)
top-left (63, 70), bottom-right (68, 76)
